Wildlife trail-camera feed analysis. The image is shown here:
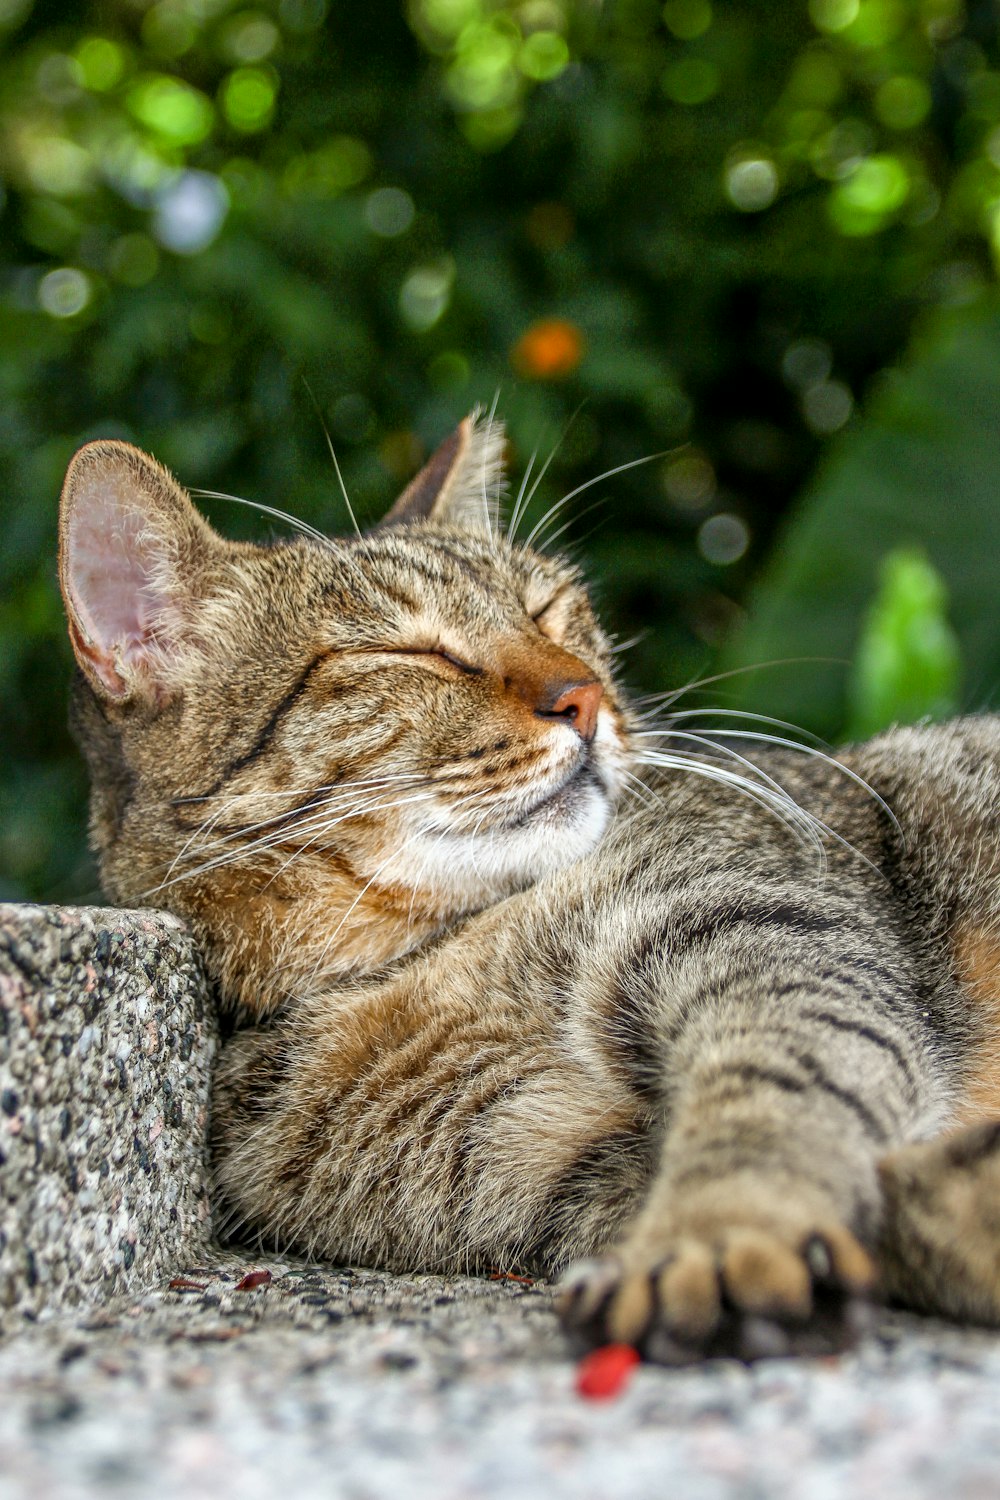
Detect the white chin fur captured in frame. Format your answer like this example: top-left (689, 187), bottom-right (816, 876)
top-left (385, 774), bottom-right (613, 906)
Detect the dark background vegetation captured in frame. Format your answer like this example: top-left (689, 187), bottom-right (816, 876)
top-left (3, 0), bottom-right (1000, 902)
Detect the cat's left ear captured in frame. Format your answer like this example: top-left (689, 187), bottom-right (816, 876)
top-left (59, 439), bottom-right (221, 706)
top-left (378, 412), bottom-right (506, 534)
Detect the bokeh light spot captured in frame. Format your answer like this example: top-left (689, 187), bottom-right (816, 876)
top-left (665, 0), bottom-right (710, 39)
top-left (153, 171), bottom-right (229, 253)
top-left (127, 74), bottom-right (214, 146)
top-left (697, 513), bottom-right (749, 565)
top-left (428, 351), bottom-right (470, 390)
top-left (278, 0), bottom-right (328, 31)
top-left (220, 66), bottom-right (277, 133)
top-left (141, 3), bottom-right (196, 59)
top-left (848, 0), bottom-right (907, 48)
top-left (725, 154), bottom-right (779, 211)
top-left (75, 37), bottom-right (127, 92)
top-left (36, 53), bottom-right (82, 107)
top-left (808, 0), bottom-right (859, 32)
top-left (221, 13), bottom-right (280, 64)
top-left (875, 75), bottom-right (931, 130)
top-left (802, 379), bottom-right (854, 433)
top-left (461, 103), bottom-right (522, 151)
top-left (662, 57), bottom-right (720, 105)
top-left (511, 318), bottom-right (585, 379)
top-left (365, 187), bottom-right (416, 237)
top-left (21, 133), bottom-right (92, 195)
top-left (447, 20), bottom-right (520, 111)
top-left (828, 153), bottom-right (909, 234)
top-left (283, 137), bottom-right (372, 198)
top-left (662, 0), bottom-right (712, 40)
top-left (782, 338), bottom-right (832, 390)
top-left (0, 0), bottom-right (32, 28)
top-left (419, 0), bottom-right (480, 42)
top-left (399, 259), bottom-right (455, 331)
top-left (519, 31), bottom-right (568, 81)
top-left (38, 267), bottom-right (91, 318)
top-left (664, 451), bottom-right (715, 509)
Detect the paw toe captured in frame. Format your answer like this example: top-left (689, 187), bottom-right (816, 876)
top-left (656, 1241), bottom-right (719, 1341)
top-left (722, 1230), bottom-right (812, 1320)
top-left (556, 1220), bottom-right (875, 1364)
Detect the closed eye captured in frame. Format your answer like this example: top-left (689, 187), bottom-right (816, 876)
top-left (392, 645), bottom-right (483, 676)
top-left (530, 595), bottom-right (570, 639)
top-left (530, 583), bottom-right (571, 627)
top-left (434, 648), bottom-right (483, 676)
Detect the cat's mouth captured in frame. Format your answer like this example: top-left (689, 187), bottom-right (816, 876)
top-left (503, 758), bottom-right (605, 831)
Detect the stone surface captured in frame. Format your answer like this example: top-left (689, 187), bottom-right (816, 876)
top-left (3, 1257), bottom-right (1000, 1499)
top-left (4, 902), bottom-right (1000, 1497)
top-left (0, 904), bottom-right (217, 1326)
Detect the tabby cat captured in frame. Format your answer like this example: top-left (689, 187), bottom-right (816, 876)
top-left (58, 415), bottom-right (1000, 1363)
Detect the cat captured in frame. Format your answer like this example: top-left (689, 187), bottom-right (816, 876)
top-left (58, 413), bottom-right (1000, 1363)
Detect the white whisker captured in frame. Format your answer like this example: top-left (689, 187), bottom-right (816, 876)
top-left (191, 489), bottom-right (334, 550)
top-left (506, 447), bottom-right (537, 540)
top-left (633, 658), bottom-right (844, 716)
top-left (637, 718), bottom-right (902, 840)
top-left (165, 775), bottom-right (429, 872)
top-left (302, 376), bottom-right (363, 538)
top-left (634, 749), bottom-right (827, 864)
top-left (532, 494), bottom-right (609, 552)
top-left (521, 451), bottom-right (667, 552)
top-left (145, 785), bottom-right (439, 898)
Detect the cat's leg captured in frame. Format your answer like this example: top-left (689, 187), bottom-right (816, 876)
top-left (212, 929), bottom-right (926, 1361)
top-left (876, 1121), bottom-right (1000, 1325)
top-left (211, 979), bottom-right (657, 1273)
top-left (556, 936), bottom-right (941, 1362)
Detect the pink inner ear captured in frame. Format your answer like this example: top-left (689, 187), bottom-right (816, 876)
top-left (66, 475), bottom-right (175, 698)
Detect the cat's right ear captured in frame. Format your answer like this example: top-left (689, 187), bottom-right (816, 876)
top-left (378, 412), bottom-right (506, 534)
top-left (59, 440), bottom-right (219, 706)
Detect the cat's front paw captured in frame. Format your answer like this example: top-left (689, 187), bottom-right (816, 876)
top-left (556, 1220), bottom-right (875, 1364)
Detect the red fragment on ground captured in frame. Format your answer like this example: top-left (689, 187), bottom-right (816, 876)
top-left (487, 1269), bottom-right (535, 1285)
top-left (235, 1269), bottom-right (272, 1291)
top-left (168, 1277), bottom-right (209, 1291)
top-left (575, 1343), bottom-right (641, 1400)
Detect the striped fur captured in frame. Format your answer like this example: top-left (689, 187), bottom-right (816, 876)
top-left (60, 421), bottom-right (1000, 1361)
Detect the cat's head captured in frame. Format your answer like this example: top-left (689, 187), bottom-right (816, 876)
top-left (59, 414), bottom-right (633, 1009)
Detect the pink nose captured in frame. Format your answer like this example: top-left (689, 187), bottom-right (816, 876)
top-left (542, 680), bottom-right (604, 743)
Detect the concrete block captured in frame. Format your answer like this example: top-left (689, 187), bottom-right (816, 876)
top-left (0, 904), bottom-right (217, 1326)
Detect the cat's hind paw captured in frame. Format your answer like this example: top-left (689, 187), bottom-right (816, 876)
top-left (556, 1225), bottom-right (875, 1364)
top-left (878, 1118), bottom-right (1000, 1324)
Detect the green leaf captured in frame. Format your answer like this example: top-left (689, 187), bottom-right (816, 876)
top-left (719, 296), bottom-right (1000, 741)
top-left (844, 547), bottom-right (961, 739)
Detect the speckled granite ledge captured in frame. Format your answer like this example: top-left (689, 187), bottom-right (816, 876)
top-left (0, 904), bottom-right (217, 1327)
top-left (5, 911), bottom-right (1000, 1496)
top-left (3, 1256), bottom-right (1000, 1500)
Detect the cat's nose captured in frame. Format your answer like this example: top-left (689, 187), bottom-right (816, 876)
top-left (536, 680), bottom-right (604, 742)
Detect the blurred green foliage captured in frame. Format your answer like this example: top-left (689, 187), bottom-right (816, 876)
top-left (721, 294), bottom-right (1000, 737)
top-left (2, 0), bottom-right (1000, 900)
top-left (846, 546), bottom-right (961, 738)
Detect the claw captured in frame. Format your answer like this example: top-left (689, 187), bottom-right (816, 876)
top-left (556, 1257), bottom-right (620, 1330)
top-left (555, 1220), bottom-right (879, 1366)
top-left (803, 1234), bottom-right (833, 1282)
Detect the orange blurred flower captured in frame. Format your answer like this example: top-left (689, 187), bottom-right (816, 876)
top-left (511, 318), bottom-right (585, 380)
